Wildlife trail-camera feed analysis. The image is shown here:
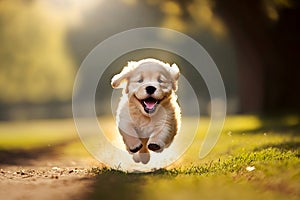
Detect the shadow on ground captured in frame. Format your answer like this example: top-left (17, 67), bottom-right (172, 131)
top-left (87, 173), bottom-right (145, 200)
top-left (235, 114), bottom-right (300, 135)
top-left (87, 169), bottom-right (173, 200)
top-left (254, 141), bottom-right (300, 155)
top-left (0, 140), bottom-right (77, 166)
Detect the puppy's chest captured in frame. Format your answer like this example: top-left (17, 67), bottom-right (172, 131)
top-left (134, 120), bottom-right (162, 138)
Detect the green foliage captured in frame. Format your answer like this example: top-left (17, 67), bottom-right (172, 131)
top-left (0, 1), bottom-right (75, 103)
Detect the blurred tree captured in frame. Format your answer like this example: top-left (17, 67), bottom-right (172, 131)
top-left (214, 0), bottom-right (300, 112)
top-left (146, 0), bottom-right (300, 112)
top-left (0, 0), bottom-right (75, 104)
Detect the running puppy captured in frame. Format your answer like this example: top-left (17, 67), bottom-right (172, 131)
top-left (111, 58), bottom-right (181, 164)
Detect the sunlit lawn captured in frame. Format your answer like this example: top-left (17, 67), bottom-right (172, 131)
top-left (0, 115), bottom-right (299, 200)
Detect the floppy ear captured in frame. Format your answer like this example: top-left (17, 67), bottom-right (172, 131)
top-left (170, 63), bottom-right (180, 91)
top-left (111, 62), bottom-right (135, 93)
top-left (111, 68), bottom-right (128, 88)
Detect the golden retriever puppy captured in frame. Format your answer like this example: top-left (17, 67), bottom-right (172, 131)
top-left (111, 58), bottom-right (181, 164)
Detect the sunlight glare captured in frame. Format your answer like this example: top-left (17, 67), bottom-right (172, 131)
top-left (160, 1), bottom-right (182, 16)
top-left (38, 0), bottom-right (102, 27)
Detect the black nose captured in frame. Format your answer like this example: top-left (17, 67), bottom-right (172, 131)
top-left (146, 86), bottom-right (156, 94)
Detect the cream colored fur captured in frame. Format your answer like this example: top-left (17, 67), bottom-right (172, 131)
top-left (111, 58), bottom-right (181, 164)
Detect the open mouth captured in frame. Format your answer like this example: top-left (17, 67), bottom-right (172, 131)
top-left (141, 97), bottom-right (160, 114)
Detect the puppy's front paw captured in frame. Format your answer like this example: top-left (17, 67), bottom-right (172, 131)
top-left (147, 139), bottom-right (165, 152)
top-left (148, 143), bottom-right (161, 152)
top-left (129, 143), bottom-right (143, 153)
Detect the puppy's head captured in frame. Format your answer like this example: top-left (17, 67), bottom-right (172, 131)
top-left (111, 58), bottom-right (180, 116)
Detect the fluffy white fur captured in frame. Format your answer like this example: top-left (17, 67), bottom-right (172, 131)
top-left (111, 58), bottom-right (181, 164)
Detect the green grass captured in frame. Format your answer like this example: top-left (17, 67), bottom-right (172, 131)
top-left (0, 115), bottom-right (300, 199)
top-left (89, 114), bottom-right (300, 200)
top-left (0, 119), bottom-right (77, 149)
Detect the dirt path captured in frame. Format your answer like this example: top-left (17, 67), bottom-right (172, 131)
top-left (0, 144), bottom-right (100, 200)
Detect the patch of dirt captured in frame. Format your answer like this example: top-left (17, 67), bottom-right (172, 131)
top-left (0, 145), bottom-right (101, 200)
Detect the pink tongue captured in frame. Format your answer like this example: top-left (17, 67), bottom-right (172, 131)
top-left (144, 101), bottom-right (156, 110)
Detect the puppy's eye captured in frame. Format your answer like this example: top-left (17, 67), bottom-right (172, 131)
top-left (137, 78), bottom-right (143, 83)
top-left (158, 78), bottom-right (163, 83)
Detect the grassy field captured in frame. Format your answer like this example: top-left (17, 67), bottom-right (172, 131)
top-left (0, 115), bottom-right (299, 200)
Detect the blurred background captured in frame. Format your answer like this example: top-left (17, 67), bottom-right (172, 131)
top-left (0, 0), bottom-right (299, 120)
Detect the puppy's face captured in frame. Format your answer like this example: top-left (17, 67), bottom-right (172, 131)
top-left (111, 59), bottom-right (180, 116)
top-left (128, 64), bottom-right (173, 115)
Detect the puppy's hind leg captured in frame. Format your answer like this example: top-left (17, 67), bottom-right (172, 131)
top-left (133, 138), bottom-right (150, 164)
